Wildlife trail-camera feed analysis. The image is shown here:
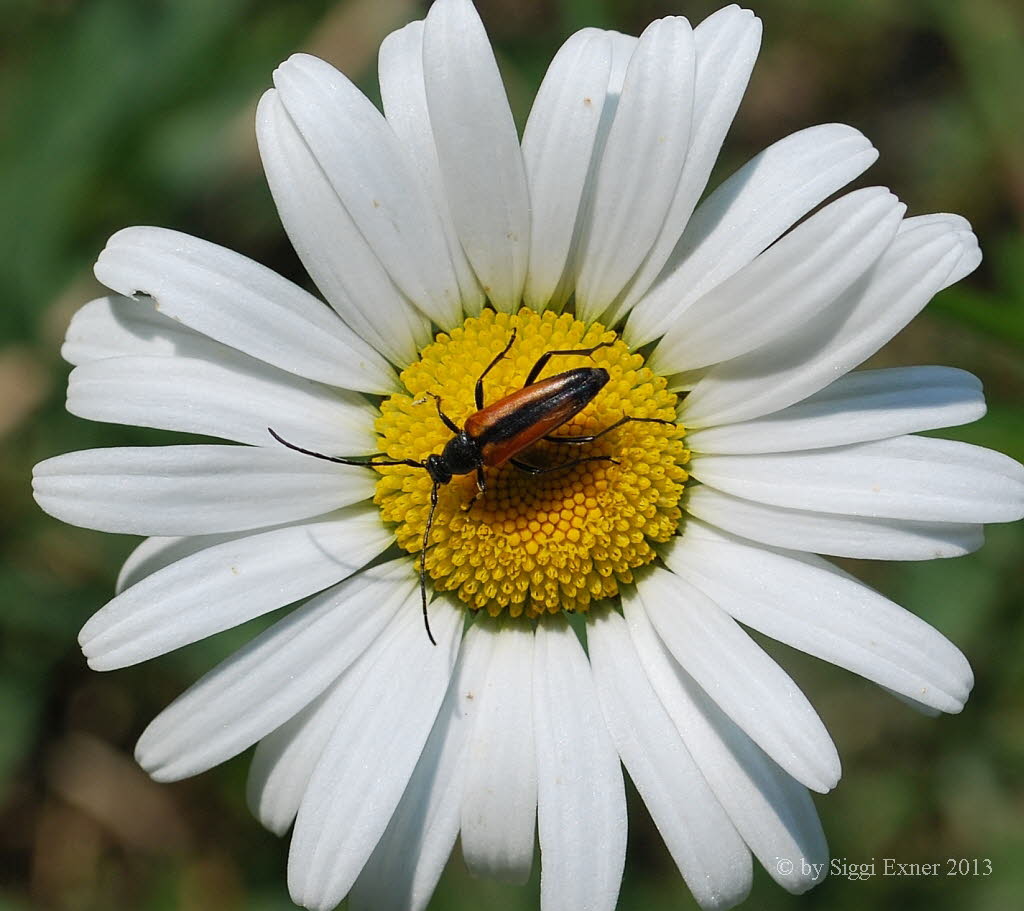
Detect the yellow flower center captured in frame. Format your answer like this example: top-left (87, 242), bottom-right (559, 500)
top-left (374, 308), bottom-right (688, 617)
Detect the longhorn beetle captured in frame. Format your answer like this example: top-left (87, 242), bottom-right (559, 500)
top-left (269, 330), bottom-right (674, 644)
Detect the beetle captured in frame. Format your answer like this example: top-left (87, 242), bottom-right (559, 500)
top-left (269, 330), bottom-right (673, 644)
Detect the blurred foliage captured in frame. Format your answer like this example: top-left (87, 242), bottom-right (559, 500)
top-left (1, 0), bottom-right (1022, 909)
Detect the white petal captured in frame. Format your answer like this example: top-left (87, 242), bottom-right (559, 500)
top-left (287, 595), bottom-right (462, 911)
top-left (545, 29), bottom-right (639, 312)
top-left (690, 435), bottom-right (1024, 524)
top-left (273, 55), bottom-right (462, 330)
top-left (247, 608), bottom-right (411, 836)
top-left (651, 187), bottom-right (905, 373)
top-left (601, 30), bottom-right (640, 85)
top-left (33, 445), bottom-right (374, 536)
top-left (79, 505), bottom-right (392, 670)
top-left (256, 89), bottom-right (430, 367)
top-left (574, 17), bottom-right (696, 321)
top-left (94, 227), bottom-right (397, 393)
top-left (521, 29), bottom-right (613, 309)
top-left (66, 352), bottom-right (377, 454)
top-left (665, 367), bottom-right (705, 393)
top-left (686, 367), bottom-right (986, 455)
top-left (423, 0), bottom-right (530, 311)
top-left (62, 294), bottom-right (211, 365)
top-left (946, 230), bottom-right (983, 286)
top-left (686, 485), bottom-right (985, 560)
top-left (588, 609), bottom-right (752, 909)
top-left (534, 616), bottom-right (626, 911)
top-left (378, 20), bottom-right (484, 315)
top-left (351, 620), bottom-right (495, 911)
top-left (622, 591), bottom-right (828, 893)
top-left (606, 6), bottom-right (762, 323)
top-left (636, 567), bottom-right (840, 793)
top-left (248, 693), bottom-right (339, 836)
top-left (460, 622), bottom-right (536, 883)
top-left (626, 124), bottom-right (878, 347)
top-left (136, 561), bottom-right (415, 781)
top-left (684, 215), bottom-right (978, 427)
top-left (884, 688), bottom-right (943, 717)
top-left (117, 532), bottom-right (255, 594)
top-left (116, 520), bottom-right (358, 594)
top-left (664, 523), bottom-right (974, 712)
top-left (909, 214), bottom-right (984, 289)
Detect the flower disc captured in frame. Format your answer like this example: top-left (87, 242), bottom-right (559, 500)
top-left (374, 308), bottom-right (688, 616)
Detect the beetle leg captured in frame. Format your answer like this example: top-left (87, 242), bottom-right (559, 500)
top-left (511, 455), bottom-right (620, 475)
top-left (523, 340), bottom-right (615, 387)
top-left (421, 392), bottom-right (460, 434)
top-left (461, 466), bottom-right (488, 514)
top-left (475, 329), bottom-right (518, 409)
top-left (544, 415), bottom-right (676, 444)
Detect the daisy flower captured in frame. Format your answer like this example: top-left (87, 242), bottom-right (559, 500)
top-left (32, 0), bottom-right (1024, 909)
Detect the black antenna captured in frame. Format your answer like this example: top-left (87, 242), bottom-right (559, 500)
top-left (269, 427), bottom-right (439, 645)
top-left (268, 428), bottom-right (425, 471)
top-left (420, 480), bottom-right (441, 646)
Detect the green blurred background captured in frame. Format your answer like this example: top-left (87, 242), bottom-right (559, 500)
top-left (1, 0), bottom-right (1022, 908)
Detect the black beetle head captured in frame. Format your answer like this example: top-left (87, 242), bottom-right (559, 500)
top-left (424, 453), bottom-right (452, 485)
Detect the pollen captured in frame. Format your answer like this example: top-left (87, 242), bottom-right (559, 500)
top-left (374, 308), bottom-right (688, 618)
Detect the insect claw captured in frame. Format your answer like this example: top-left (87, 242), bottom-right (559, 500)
top-left (413, 391), bottom-right (444, 406)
